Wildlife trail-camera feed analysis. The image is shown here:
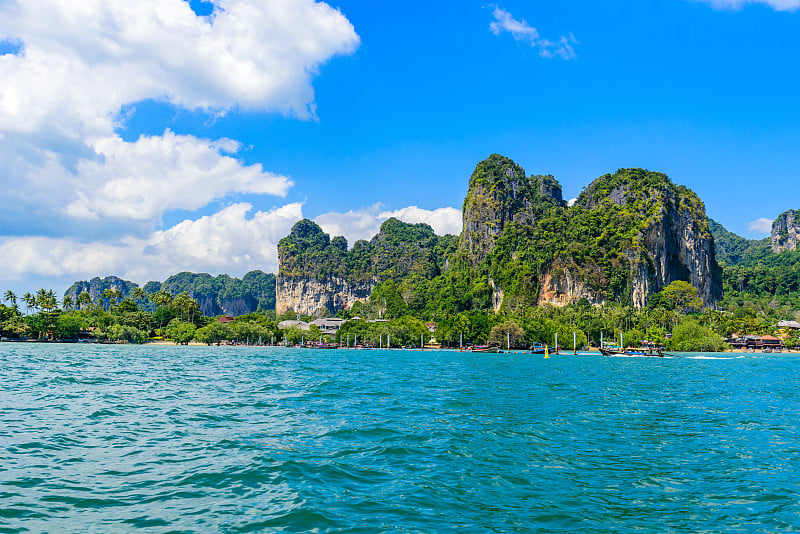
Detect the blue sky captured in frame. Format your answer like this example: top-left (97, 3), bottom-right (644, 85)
top-left (0, 0), bottom-right (799, 296)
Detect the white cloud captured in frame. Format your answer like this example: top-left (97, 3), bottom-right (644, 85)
top-left (567, 198), bottom-right (577, 207)
top-left (0, 0), bottom-right (359, 236)
top-left (748, 217), bottom-right (774, 234)
top-left (64, 131), bottom-right (291, 222)
top-left (381, 206), bottom-right (463, 236)
top-left (315, 205), bottom-right (462, 245)
top-left (699, 0), bottom-right (800, 10)
top-left (0, 203), bottom-right (304, 283)
top-left (0, 0), bottom-right (359, 136)
top-left (0, 202), bottom-right (463, 288)
top-left (142, 202), bottom-right (302, 277)
top-left (489, 6), bottom-right (577, 60)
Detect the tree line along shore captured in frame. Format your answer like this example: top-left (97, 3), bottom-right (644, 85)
top-left (1, 280), bottom-right (798, 352)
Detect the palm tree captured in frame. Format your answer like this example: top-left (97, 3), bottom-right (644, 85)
top-left (22, 291), bottom-right (35, 314)
top-left (4, 290), bottom-right (16, 307)
top-left (77, 291), bottom-right (92, 310)
top-left (62, 295), bottom-right (73, 311)
top-left (150, 289), bottom-right (174, 332)
top-left (100, 289), bottom-right (113, 310)
top-left (37, 289), bottom-right (58, 312)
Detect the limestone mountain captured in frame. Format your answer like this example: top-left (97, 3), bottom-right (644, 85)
top-left (707, 218), bottom-right (770, 266)
top-left (276, 217), bottom-right (455, 316)
top-left (276, 155), bottom-right (723, 316)
top-left (65, 271), bottom-right (276, 316)
top-left (459, 154), bottom-right (562, 269)
top-left (479, 164), bottom-right (722, 309)
top-left (64, 276), bottom-right (139, 304)
top-left (772, 209), bottom-right (800, 253)
top-left (708, 217), bottom-right (800, 312)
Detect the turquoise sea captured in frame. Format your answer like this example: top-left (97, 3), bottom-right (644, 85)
top-left (2, 344), bottom-right (799, 533)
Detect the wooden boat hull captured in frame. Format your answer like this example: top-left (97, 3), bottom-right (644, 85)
top-left (600, 348), bottom-right (665, 358)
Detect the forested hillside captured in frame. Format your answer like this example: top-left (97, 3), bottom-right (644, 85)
top-left (710, 220), bottom-right (800, 317)
top-left (65, 271), bottom-right (275, 317)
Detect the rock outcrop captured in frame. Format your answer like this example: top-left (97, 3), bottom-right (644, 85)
top-left (537, 261), bottom-right (608, 307)
top-left (275, 276), bottom-right (375, 317)
top-left (474, 164), bottom-right (721, 309)
top-left (276, 157), bottom-right (723, 314)
top-left (276, 218), bottom-right (453, 317)
top-left (64, 276), bottom-right (138, 304)
top-left (459, 154), bottom-right (562, 269)
top-left (772, 209), bottom-right (800, 253)
top-left (65, 271), bottom-right (275, 316)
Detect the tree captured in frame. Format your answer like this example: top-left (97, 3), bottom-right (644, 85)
top-left (4, 290), bottom-right (16, 307)
top-left (659, 281), bottom-right (703, 314)
top-left (171, 292), bottom-right (199, 324)
top-left (195, 321), bottom-right (230, 345)
top-left (22, 291), bottom-right (35, 314)
top-left (164, 319), bottom-right (196, 345)
top-left (105, 324), bottom-right (148, 344)
top-left (667, 318), bottom-right (727, 352)
top-left (488, 320), bottom-right (526, 348)
top-left (150, 289), bottom-right (174, 332)
top-left (132, 287), bottom-right (146, 303)
top-left (282, 326), bottom-right (306, 344)
top-left (62, 295), bottom-right (73, 310)
top-left (54, 314), bottom-right (84, 340)
top-left (77, 291), bottom-right (92, 310)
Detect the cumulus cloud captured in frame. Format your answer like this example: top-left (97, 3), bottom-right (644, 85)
top-left (0, 0), bottom-right (359, 136)
top-left (0, 203), bottom-right (304, 283)
top-left (0, 0), bottom-right (359, 237)
top-left (315, 205), bottom-right (462, 245)
top-left (489, 6), bottom-right (577, 59)
top-left (64, 131), bottom-right (291, 222)
top-left (0, 201), bottom-right (464, 287)
top-left (748, 217), bottom-right (774, 234)
top-left (699, 0), bottom-right (800, 10)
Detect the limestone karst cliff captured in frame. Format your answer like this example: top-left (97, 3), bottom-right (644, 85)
top-left (467, 161), bottom-right (722, 310)
top-left (276, 218), bottom-right (455, 316)
top-left (276, 156), bottom-right (723, 315)
top-left (459, 154), bottom-right (562, 270)
top-left (772, 209), bottom-right (800, 253)
top-left (65, 271), bottom-right (275, 316)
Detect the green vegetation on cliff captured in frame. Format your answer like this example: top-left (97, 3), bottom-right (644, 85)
top-left (278, 217), bottom-right (456, 284)
top-left (710, 219), bottom-right (800, 316)
top-left (66, 271), bottom-right (276, 318)
top-left (470, 165), bottom-right (720, 309)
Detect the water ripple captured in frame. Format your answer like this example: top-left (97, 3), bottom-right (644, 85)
top-left (2, 345), bottom-right (800, 532)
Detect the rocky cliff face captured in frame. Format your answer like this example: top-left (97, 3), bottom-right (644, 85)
top-left (634, 191), bottom-right (721, 308)
top-left (65, 271), bottom-right (275, 316)
top-left (772, 209), bottom-right (800, 253)
top-left (476, 165), bottom-right (721, 309)
top-left (64, 276), bottom-right (138, 303)
top-left (570, 169), bottom-right (721, 308)
top-left (536, 261), bottom-right (608, 307)
top-left (275, 276), bottom-right (375, 317)
top-left (276, 218), bottom-right (452, 317)
top-left (459, 154), bottom-right (562, 269)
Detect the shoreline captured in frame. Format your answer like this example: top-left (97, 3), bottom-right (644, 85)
top-left (2, 338), bottom-right (798, 353)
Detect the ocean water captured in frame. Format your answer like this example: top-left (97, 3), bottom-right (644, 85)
top-left (2, 344), bottom-right (800, 533)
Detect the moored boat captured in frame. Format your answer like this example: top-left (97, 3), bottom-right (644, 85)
top-left (529, 343), bottom-right (557, 355)
top-left (600, 346), bottom-right (667, 357)
top-left (470, 345), bottom-right (502, 353)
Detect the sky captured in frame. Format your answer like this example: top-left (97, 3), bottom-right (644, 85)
top-left (1, 0), bottom-right (799, 296)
